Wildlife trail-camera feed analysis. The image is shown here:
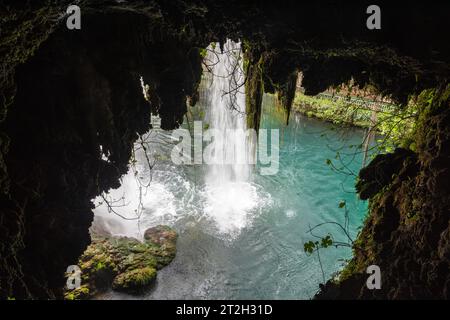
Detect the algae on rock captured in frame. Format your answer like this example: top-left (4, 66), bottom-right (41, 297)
top-left (64, 225), bottom-right (178, 299)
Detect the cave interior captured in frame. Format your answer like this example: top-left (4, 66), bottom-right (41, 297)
top-left (0, 0), bottom-right (449, 299)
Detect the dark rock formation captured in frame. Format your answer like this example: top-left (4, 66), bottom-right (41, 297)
top-left (316, 86), bottom-right (450, 299)
top-left (0, 5), bottom-right (201, 299)
top-left (356, 148), bottom-right (417, 200)
top-left (0, 1), bottom-right (449, 299)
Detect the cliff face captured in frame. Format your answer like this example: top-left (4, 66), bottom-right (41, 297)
top-left (316, 86), bottom-right (450, 299)
top-left (0, 1), bottom-right (449, 299)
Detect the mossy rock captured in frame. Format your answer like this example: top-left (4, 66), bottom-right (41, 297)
top-left (144, 225), bottom-right (178, 245)
top-left (64, 225), bottom-right (177, 299)
top-left (112, 267), bottom-right (157, 293)
top-left (64, 285), bottom-right (90, 300)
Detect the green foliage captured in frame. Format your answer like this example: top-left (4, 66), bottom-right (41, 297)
top-left (199, 48), bottom-right (207, 58)
top-left (293, 92), bottom-right (418, 154)
top-left (293, 93), bottom-right (373, 127)
top-left (304, 235), bottom-right (333, 254)
top-left (304, 241), bottom-right (316, 254)
top-left (375, 102), bottom-right (417, 153)
top-left (321, 235), bottom-right (333, 248)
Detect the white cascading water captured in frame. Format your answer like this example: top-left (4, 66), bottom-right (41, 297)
top-left (92, 39), bottom-right (269, 241)
top-left (201, 40), bottom-right (262, 237)
top-left (204, 40), bottom-right (252, 182)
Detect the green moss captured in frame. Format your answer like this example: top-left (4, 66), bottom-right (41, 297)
top-left (95, 261), bottom-right (106, 271)
top-left (64, 285), bottom-right (90, 300)
top-left (414, 85), bottom-right (450, 155)
top-left (112, 267), bottom-right (157, 293)
top-left (64, 226), bottom-right (177, 299)
top-left (245, 52), bottom-right (264, 132)
top-left (337, 259), bottom-right (358, 283)
top-left (276, 71), bottom-right (298, 124)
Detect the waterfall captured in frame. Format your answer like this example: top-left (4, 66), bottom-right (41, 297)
top-left (204, 40), bottom-right (253, 183)
top-left (201, 40), bottom-right (262, 237)
top-left (92, 40), bottom-right (270, 241)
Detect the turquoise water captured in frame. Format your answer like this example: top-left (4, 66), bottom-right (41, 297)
top-left (97, 94), bottom-right (368, 300)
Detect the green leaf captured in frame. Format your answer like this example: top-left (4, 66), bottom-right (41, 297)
top-left (199, 48), bottom-right (208, 58)
top-left (320, 235), bottom-right (333, 248)
top-left (303, 241), bottom-right (316, 254)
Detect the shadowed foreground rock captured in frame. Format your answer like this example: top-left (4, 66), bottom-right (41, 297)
top-left (64, 225), bottom-right (177, 299)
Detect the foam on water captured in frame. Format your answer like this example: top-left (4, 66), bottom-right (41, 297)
top-left (201, 181), bottom-right (271, 238)
top-left (93, 165), bottom-right (184, 239)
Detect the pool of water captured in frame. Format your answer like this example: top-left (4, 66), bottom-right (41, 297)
top-left (96, 94), bottom-right (368, 300)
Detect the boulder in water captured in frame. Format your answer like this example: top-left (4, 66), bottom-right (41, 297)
top-left (64, 225), bottom-right (177, 299)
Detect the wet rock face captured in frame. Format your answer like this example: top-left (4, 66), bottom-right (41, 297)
top-left (64, 225), bottom-right (178, 299)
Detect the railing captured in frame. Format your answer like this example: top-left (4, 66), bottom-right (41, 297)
top-left (314, 92), bottom-right (398, 113)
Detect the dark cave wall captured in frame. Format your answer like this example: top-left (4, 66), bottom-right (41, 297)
top-left (0, 7), bottom-right (203, 298)
top-left (0, 1), bottom-right (449, 299)
top-left (0, 3), bottom-right (64, 196)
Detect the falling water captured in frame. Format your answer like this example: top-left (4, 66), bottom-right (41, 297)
top-left (204, 40), bottom-right (252, 182)
top-left (92, 40), bottom-right (268, 241)
top-left (201, 40), bottom-right (263, 237)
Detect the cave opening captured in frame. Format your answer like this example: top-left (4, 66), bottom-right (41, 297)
top-left (0, 1), bottom-right (449, 300)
